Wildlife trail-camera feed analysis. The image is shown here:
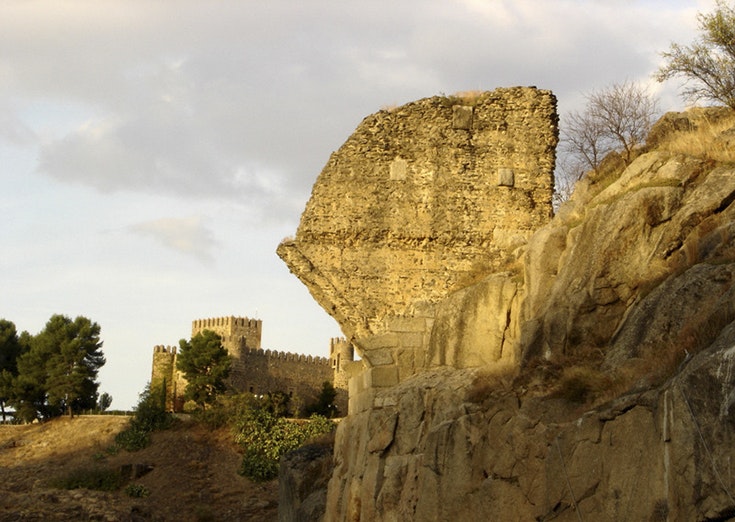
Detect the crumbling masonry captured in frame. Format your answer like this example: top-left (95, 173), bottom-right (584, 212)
top-left (277, 87), bottom-right (558, 413)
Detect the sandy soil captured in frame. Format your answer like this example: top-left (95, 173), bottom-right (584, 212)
top-left (0, 416), bottom-right (278, 521)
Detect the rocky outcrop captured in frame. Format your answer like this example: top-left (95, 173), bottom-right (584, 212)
top-left (279, 443), bottom-right (334, 522)
top-left (279, 101), bottom-right (735, 520)
top-left (326, 327), bottom-right (735, 520)
top-left (523, 146), bottom-right (735, 363)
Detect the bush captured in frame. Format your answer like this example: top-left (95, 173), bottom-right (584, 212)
top-left (553, 366), bottom-right (615, 404)
top-left (240, 446), bottom-right (280, 482)
top-left (114, 383), bottom-right (173, 452)
top-left (125, 483), bottom-right (151, 498)
top-left (114, 426), bottom-right (151, 452)
top-left (130, 384), bottom-right (173, 433)
top-left (234, 403), bottom-right (335, 482)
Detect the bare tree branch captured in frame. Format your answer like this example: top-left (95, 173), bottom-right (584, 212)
top-left (656, 0), bottom-right (735, 109)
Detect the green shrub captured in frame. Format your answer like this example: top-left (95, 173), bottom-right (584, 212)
top-left (125, 483), bottom-right (150, 498)
top-left (114, 425), bottom-right (151, 452)
top-left (51, 466), bottom-right (124, 491)
top-left (240, 446), bottom-right (280, 482)
top-left (115, 383), bottom-right (174, 451)
top-left (234, 405), bottom-right (335, 482)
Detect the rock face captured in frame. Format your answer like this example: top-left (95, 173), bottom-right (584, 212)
top-left (326, 333), bottom-right (735, 521)
top-left (279, 101), bottom-right (735, 520)
top-left (278, 87), bottom-right (557, 390)
top-left (279, 443), bottom-right (334, 522)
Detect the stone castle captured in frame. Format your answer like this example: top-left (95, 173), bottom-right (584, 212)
top-left (150, 315), bottom-right (360, 413)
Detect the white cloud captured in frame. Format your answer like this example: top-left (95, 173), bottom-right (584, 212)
top-left (129, 216), bottom-right (218, 262)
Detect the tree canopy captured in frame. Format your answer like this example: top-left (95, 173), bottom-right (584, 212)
top-left (4, 314), bottom-right (105, 421)
top-left (0, 320), bottom-right (24, 422)
top-left (556, 80), bottom-right (659, 205)
top-left (177, 329), bottom-right (231, 409)
top-left (560, 81), bottom-right (659, 180)
top-left (306, 381), bottom-right (339, 418)
top-left (657, 0), bottom-right (735, 109)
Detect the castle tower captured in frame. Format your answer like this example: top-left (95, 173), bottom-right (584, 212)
top-left (191, 316), bottom-right (262, 350)
top-left (150, 345), bottom-right (186, 412)
top-left (330, 337), bottom-right (355, 390)
top-left (151, 316), bottom-right (351, 415)
top-left (191, 316), bottom-right (263, 393)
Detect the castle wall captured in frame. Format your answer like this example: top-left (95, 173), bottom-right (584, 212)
top-left (232, 348), bottom-right (336, 411)
top-left (151, 319), bottom-right (353, 414)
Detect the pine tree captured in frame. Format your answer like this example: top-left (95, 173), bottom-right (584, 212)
top-left (176, 330), bottom-right (231, 409)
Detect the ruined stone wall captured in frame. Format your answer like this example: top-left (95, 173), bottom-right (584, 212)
top-left (278, 87), bottom-right (558, 392)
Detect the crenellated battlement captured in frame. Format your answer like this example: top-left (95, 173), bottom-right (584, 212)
top-left (192, 316), bottom-right (262, 331)
top-left (239, 346), bottom-right (330, 365)
top-left (153, 345), bottom-right (177, 354)
top-left (192, 316), bottom-right (262, 349)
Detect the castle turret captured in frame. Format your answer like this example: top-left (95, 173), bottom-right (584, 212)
top-left (191, 316), bottom-right (262, 350)
top-left (330, 337), bottom-right (353, 371)
top-left (330, 337), bottom-right (355, 390)
top-left (151, 345), bottom-right (186, 412)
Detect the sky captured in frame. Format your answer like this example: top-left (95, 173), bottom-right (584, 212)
top-left (0, 0), bottom-right (716, 410)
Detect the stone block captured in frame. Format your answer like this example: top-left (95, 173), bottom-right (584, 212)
top-left (397, 332), bottom-right (424, 349)
top-left (368, 366), bottom-right (400, 388)
top-left (389, 156), bottom-right (408, 180)
top-left (359, 332), bottom-right (399, 351)
top-left (385, 316), bottom-right (429, 333)
top-left (349, 385), bottom-right (375, 414)
top-left (498, 168), bottom-right (515, 187)
top-left (367, 409), bottom-right (398, 453)
top-left (452, 105), bottom-right (473, 130)
top-left (373, 395), bottom-right (398, 408)
top-left (364, 348), bottom-right (394, 367)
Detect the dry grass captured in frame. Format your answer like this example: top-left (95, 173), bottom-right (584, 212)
top-left (516, 339), bottom-right (685, 408)
top-left (453, 90), bottom-right (485, 103)
top-left (440, 90), bottom-right (486, 108)
top-left (545, 289), bottom-right (734, 408)
top-left (552, 366), bottom-right (617, 404)
top-left (466, 365), bottom-right (517, 403)
top-left (0, 416), bottom-right (279, 521)
top-left (658, 111), bottom-right (735, 163)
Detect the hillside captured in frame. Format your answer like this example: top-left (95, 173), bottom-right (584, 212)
top-left (0, 416), bottom-right (278, 521)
